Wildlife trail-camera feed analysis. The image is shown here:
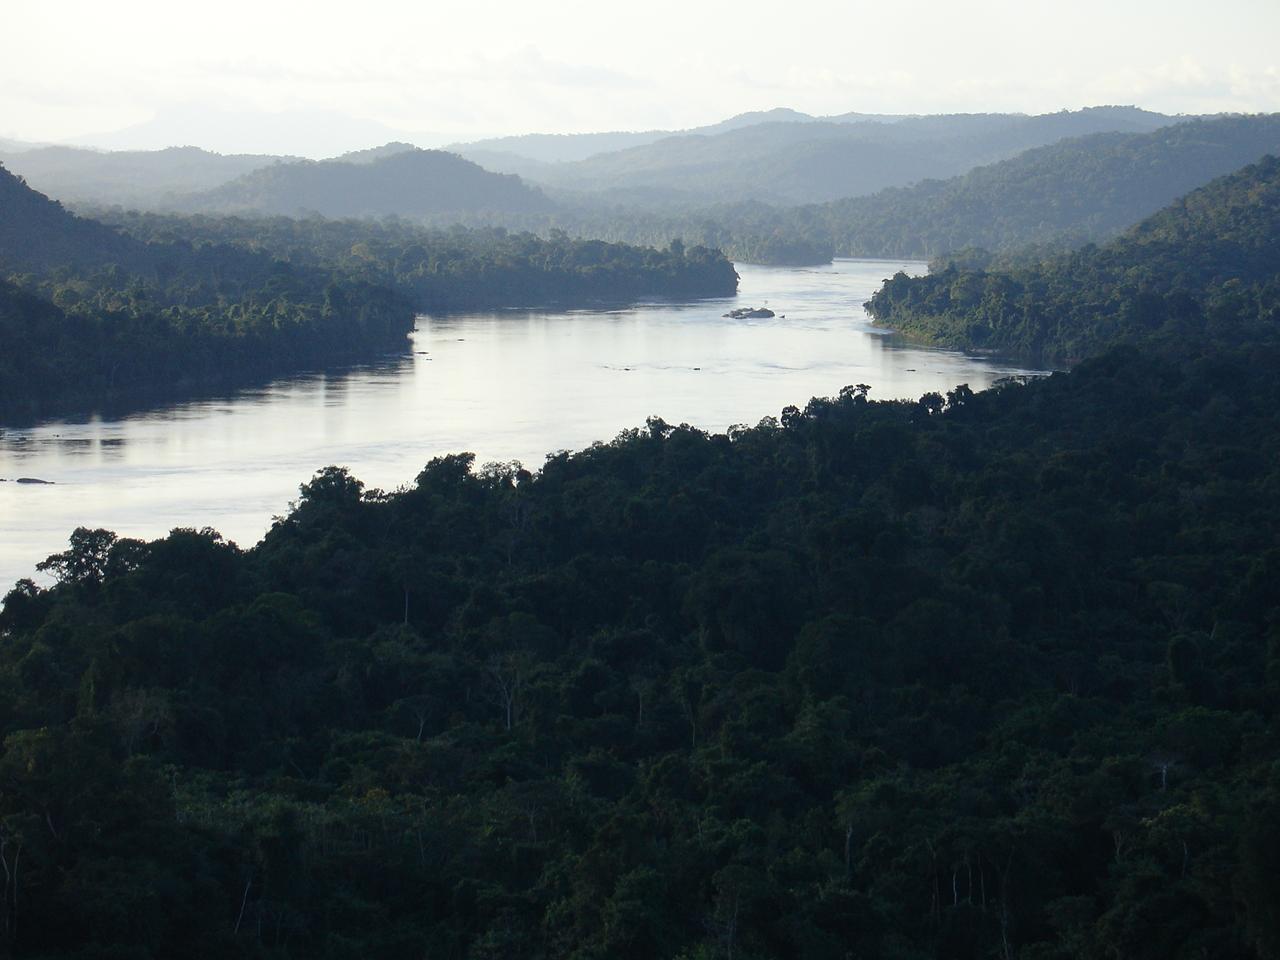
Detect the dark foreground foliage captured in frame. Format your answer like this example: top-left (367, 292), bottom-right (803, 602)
top-left (3, 322), bottom-right (1280, 958)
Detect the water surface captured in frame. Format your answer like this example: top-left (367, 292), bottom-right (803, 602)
top-left (1, 260), bottom-right (1042, 588)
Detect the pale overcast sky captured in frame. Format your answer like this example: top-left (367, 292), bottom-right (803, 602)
top-left (5, 0), bottom-right (1280, 155)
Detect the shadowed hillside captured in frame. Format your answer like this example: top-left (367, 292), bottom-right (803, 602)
top-left (181, 149), bottom-right (555, 218)
top-left (801, 114), bottom-right (1280, 259)
top-left (0, 163), bottom-right (148, 272)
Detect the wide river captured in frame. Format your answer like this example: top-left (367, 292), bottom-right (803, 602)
top-left (0, 260), bottom-right (1043, 589)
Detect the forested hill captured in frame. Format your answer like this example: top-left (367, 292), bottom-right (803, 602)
top-left (525, 107), bottom-right (1176, 206)
top-left (4, 285), bottom-right (1280, 955)
top-left (867, 154), bottom-right (1280, 364)
top-left (809, 114), bottom-right (1280, 259)
top-left (447, 107), bottom-right (885, 165)
top-left (558, 114), bottom-right (1280, 266)
top-left (180, 149), bottom-right (555, 218)
top-left (0, 164), bottom-right (147, 272)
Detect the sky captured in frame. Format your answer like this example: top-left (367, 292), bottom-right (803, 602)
top-left (5, 0), bottom-right (1280, 156)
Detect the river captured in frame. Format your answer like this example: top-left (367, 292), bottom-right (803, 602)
top-left (0, 259), bottom-right (1044, 589)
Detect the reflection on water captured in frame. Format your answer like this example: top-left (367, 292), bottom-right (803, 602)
top-left (0, 260), bottom-right (1044, 589)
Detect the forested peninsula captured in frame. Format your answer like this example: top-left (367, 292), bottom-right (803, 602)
top-left (100, 212), bottom-right (740, 310)
top-left (0, 166), bottom-right (737, 422)
top-left (867, 155), bottom-right (1280, 364)
top-left (3, 154), bottom-right (1280, 959)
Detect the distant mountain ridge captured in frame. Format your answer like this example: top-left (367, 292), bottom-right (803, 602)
top-left (516, 106), bottom-right (1180, 206)
top-left (506, 112), bottom-right (1265, 266)
top-left (177, 148), bottom-right (555, 218)
top-left (448, 107), bottom-right (915, 164)
top-left (2, 106), bottom-right (1197, 229)
top-left (330, 142), bottom-right (419, 165)
top-left (804, 113), bottom-right (1280, 258)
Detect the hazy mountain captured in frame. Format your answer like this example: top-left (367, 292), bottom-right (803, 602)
top-left (808, 113), bottom-right (1280, 258)
top-left (698, 107), bottom-right (823, 131)
top-left (0, 162), bottom-right (147, 273)
top-left (450, 107), bottom-right (906, 164)
top-left (0, 145), bottom-right (297, 209)
top-left (328, 142), bottom-right (420, 164)
top-left (692, 107), bottom-right (907, 135)
top-left (5, 107), bottom-right (1182, 218)
top-left (524, 107), bottom-right (1179, 206)
top-left (179, 148), bottom-right (555, 218)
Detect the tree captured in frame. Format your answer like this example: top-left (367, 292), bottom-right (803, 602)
top-left (35, 528), bottom-right (117, 586)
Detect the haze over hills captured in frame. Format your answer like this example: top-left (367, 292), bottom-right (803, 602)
top-left (7, 106), bottom-right (894, 208)
top-left (0, 135), bottom-right (46, 153)
top-left (0, 145), bottom-right (303, 209)
top-left (446, 107), bottom-right (914, 165)
top-left (3, 103), bottom-right (1245, 274)
top-left (508, 113), bottom-right (1280, 267)
top-left (445, 148), bottom-right (562, 182)
top-left (517, 106), bottom-right (1179, 206)
top-left (176, 148), bottom-right (555, 218)
top-left (3, 105), bottom-right (1187, 220)
top-left (62, 103), bottom-right (454, 158)
top-left (5, 106), bottom-right (871, 209)
top-left (785, 113), bottom-right (1280, 259)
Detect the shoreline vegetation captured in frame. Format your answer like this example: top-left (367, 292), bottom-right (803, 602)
top-left (0, 166), bottom-right (739, 424)
top-left (866, 156), bottom-right (1280, 366)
